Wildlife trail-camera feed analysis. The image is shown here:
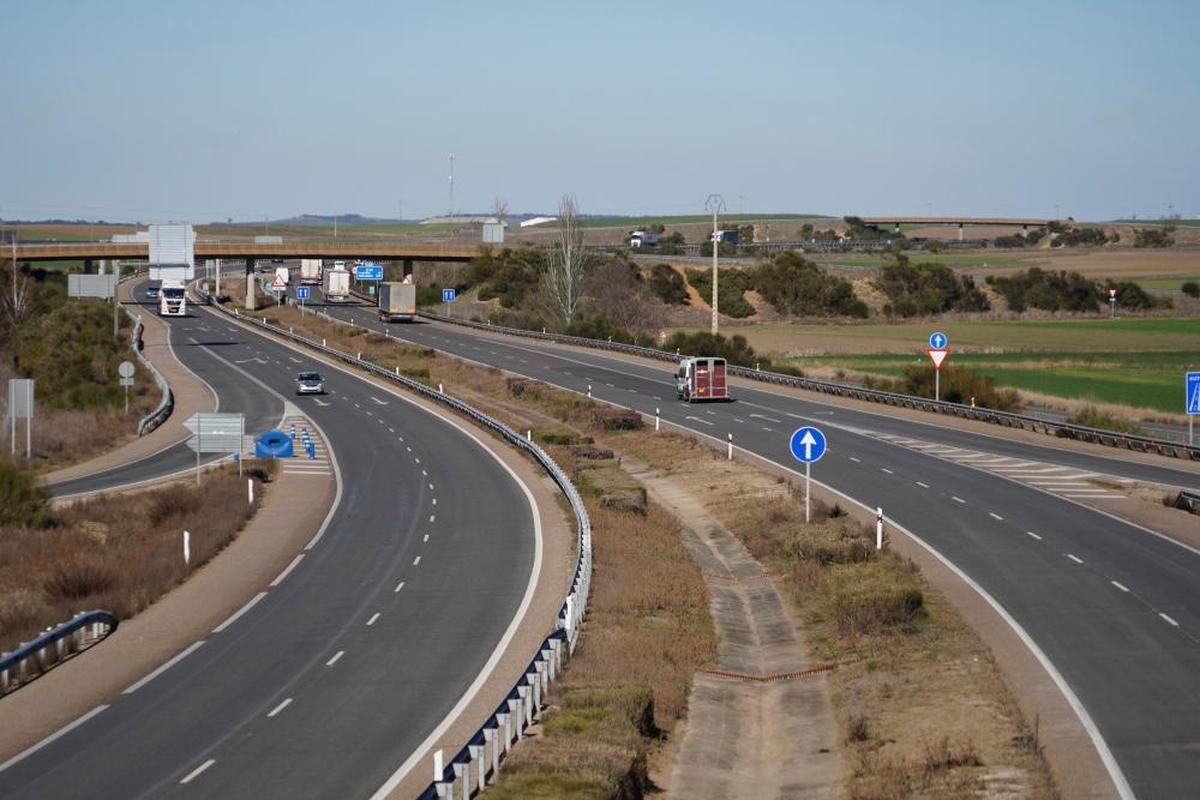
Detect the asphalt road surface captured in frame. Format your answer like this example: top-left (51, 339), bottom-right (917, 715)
top-left (311, 290), bottom-right (1200, 798)
top-left (2, 298), bottom-right (539, 799)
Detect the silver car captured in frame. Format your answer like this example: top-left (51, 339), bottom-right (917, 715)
top-left (295, 371), bottom-right (326, 395)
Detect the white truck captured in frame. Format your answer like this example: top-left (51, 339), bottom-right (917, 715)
top-left (322, 267), bottom-right (350, 302)
top-left (378, 282), bottom-right (417, 322)
top-left (159, 280), bottom-right (187, 316)
top-left (300, 259), bottom-right (323, 285)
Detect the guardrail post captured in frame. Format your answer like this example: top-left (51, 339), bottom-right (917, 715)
top-left (535, 660), bottom-right (548, 696)
top-left (497, 712), bottom-right (511, 754)
top-left (451, 762), bottom-right (467, 800)
top-left (469, 743), bottom-right (486, 790)
top-left (484, 725), bottom-right (499, 779)
top-left (518, 684), bottom-right (532, 726)
top-left (508, 698), bottom-right (523, 739)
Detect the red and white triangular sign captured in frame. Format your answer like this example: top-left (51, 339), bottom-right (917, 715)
top-left (927, 348), bottom-right (949, 370)
top-left (271, 276), bottom-right (287, 290)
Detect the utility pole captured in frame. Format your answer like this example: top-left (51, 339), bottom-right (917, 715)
top-left (705, 194), bottom-right (726, 335)
top-left (448, 153), bottom-right (455, 219)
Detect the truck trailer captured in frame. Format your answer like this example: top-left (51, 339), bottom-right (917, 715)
top-left (675, 357), bottom-right (730, 402)
top-left (299, 259), bottom-right (323, 285)
top-left (322, 267), bottom-right (350, 302)
top-left (378, 282), bottom-right (417, 322)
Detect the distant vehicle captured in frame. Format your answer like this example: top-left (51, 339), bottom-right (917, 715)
top-left (675, 357), bottom-right (730, 402)
top-left (145, 284), bottom-right (160, 300)
top-left (299, 259), bottom-right (323, 285)
top-left (271, 258), bottom-right (284, 264)
top-left (378, 282), bottom-right (416, 322)
top-left (332, 260), bottom-right (346, 270)
top-left (295, 371), bottom-right (326, 395)
top-left (628, 230), bottom-right (659, 248)
top-left (159, 281), bottom-right (187, 316)
top-left (711, 229), bottom-right (740, 244)
top-left (322, 267), bottom-right (350, 302)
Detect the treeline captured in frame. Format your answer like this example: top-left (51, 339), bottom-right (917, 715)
top-left (873, 256), bottom-right (989, 317)
top-left (985, 268), bottom-right (1170, 312)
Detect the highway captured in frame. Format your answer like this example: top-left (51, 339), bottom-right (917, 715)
top-left (310, 291), bottom-right (1200, 798)
top-left (2, 296), bottom-right (542, 798)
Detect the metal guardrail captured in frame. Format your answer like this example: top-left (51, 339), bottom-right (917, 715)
top-left (201, 292), bottom-right (593, 798)
top-left (124, 311), bottom-right (174, 436)
top-left (419, 312), bottom-right (1200, 462)
top-left (0, 610), bottom-right (119, 696)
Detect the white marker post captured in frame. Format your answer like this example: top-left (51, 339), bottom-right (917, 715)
top-left (655, 407), bottom-right (660, 431)
top-left (727, 432), bottom-right (733, 460)
top-left (876, 507), bottom-right (884, 550)
top-left (183, 530), bottom-right (191, 566)
top-left (789, 426), bottom-right (827, 523)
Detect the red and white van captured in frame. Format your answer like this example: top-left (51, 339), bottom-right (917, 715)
top-left (675, 357), bottom-right (730, 402)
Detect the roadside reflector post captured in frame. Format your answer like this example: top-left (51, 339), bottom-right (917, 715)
top-left (727, 432), bottom-right (733, 460)
top-left (655, 407), bottom-right (660, 431)
top-left (356, 352), bottom-right (361, 360)
top-left (248, 478), bottom-right (254, 504)
top-left (587, 384), bottom-right (592, 398)
top-left (394, 366), bottom-right (399, 376)
top-left (439, 383), bottom-right (444, 394)
top-left (876, 507), bottom-right (884, 550)
top-left (183, 530), bottom-right (191, 566)
top-left (756, 362), bottom-right (760, 371)
top-left (322, 338), bottom-right (326, 347)
top-left (526, 430), bottom-right (532, 442)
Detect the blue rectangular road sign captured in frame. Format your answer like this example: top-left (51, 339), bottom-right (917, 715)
top-left (296, 286), bottom-right (311, 300)
top-left (442, 288), bottom-right (456, 303)
top-left (1187, 372), bottom-right (1200, 415)
top-left (353, 264), bottom-right (384, 281)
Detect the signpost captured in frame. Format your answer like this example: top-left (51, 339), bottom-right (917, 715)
top-left (1187, 371), bottom-right (1200, 446)
top-left (185, 412), bottom-right (247, 484)
top-left (118, 360), bottom-right (135, 414)
top-left (353, 263), bottom-right (384, 281)
top-left (789, 426), bottom-right (827, 522)
top-left (297, 285), bottom-right (311, 308)
top-left (442, 287), bottom-right (456, 318)
top-left (927, 331), bottom-right (950, 402)
top-left (1108, 287), bottom-right (1117, 319)
top-left (6, 378), bottom-right (33, 458)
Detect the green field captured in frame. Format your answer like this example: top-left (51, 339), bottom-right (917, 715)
top-left (814, 253), bottom-right (1024, 269)
top-left (540, 213), bottom-right (828, 230)
top-left (797, 350), bottom-right (1197, 414)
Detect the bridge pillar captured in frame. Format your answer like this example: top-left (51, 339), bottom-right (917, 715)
top-left (84, 258), bottom-right (94, 274)
top-left (1022, 224), bottom-right (1029, 233)
top-left (958, 223), bottom-right (964, 241)
top-left (245, 258), bottom-right (256, 310)
top-left (894, 223), bottom-right (901, 234)
top-left (403, 258), bottom-right (414, 280)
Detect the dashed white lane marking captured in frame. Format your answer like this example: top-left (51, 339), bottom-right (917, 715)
top-left (406, 446), bottom-right (412, 452)
top-left (432, 498), bottom-right (437, 505)
top-left (849, 456), bottom-right (862, 463)
top-left (916, 481), bottom-right (930, 489)
top-left (421, 469), bottom-right (427, 476)
top-left (289, 356), bottom-right (302, 363)
top-left (366, 612), bottom-right (381, 627)
top-left (267, 698), bottom-right (293, 718)
top-left (1160, 613), bottom-right (1180, 627)
top-left (1026, 531), bottom-right (1043, 540)
top-left (881, 468), bottom-right (894, 474)
top-left (428, 483), bottom-right (434, 490)
top-left (952, 496), bottom-right (966, 504)
top-left (1111, 581), bottom-right (1130, 593)
top-left (270, 554), bottom-right (304, 586)
top-left (1067, 554), bottom-right (1084, 564)
top-left (429, 514), bottom-right (436, 523)
top-left (423, 534), bottom-right (430, 542)
top-left (326, 650), bottom-right (345, 667)
top-left (180, 759), bottom-right (216, 784)
top-left (989, 512), bottom-right (1004, 521)
top-left (213, 592), bottom-right (267, 633)
top-left (394, 581), bottom-right (405, 593)
top-left (415, 457), bottom-right (420, 464)
top-left (413, 556), bottom-right (422, 566)
top-left (123, 640), bottom-right (206, 694)
top-left (388, 427), bottom-right (395, 433)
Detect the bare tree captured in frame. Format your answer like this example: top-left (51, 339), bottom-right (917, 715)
top-left (0, 259), bottom-right (33, 337)
top-left (546, 194), bottom-right (587, 327)
top-left (491, 196), bottom-right (509, 222)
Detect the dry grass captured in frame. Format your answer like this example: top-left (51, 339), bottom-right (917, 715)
top-left (0, 463), bottom-right (275, 652)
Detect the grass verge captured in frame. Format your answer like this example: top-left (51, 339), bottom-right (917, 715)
top-left (0, 461), bottom-right (276, 653)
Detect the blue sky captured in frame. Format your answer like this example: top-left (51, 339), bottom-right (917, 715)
top-left (2, 1), bottom-right (1197, 222)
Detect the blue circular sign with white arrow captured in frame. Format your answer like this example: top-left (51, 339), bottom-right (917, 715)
top-left (789, 426), bottom-right (827, 464)
top-left (929, 331), bottom-right (948, 349)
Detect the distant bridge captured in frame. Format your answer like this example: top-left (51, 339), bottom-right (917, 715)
top-left (6, 241), bottom-right (481, 264)
top-left (859, 216), bottom-right (1053, 240)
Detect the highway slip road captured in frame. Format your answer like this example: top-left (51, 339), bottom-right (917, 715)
top-left (315, 294), bottom-right (1200, 799)
top-left (0, 300), bottom-right (540, 799)
top-left (48, 282), bottom-right (282, 498)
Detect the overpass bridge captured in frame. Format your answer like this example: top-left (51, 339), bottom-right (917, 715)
top-left (859, 216), bottom-right (1054, 240)
top-left (5, 241), bottom-right (481, 265)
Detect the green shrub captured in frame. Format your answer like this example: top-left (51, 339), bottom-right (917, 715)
top-left (755, 252), bottom-right (868, 318)
top-left (0, 459), bottom-right (49, 527)
top-left (1133, 226), bottom-right (1174, 248)
top-left (1063, 407), bottom-right (1146, 436)
top-left (875, 257), bottom-right (989, 317)
top-left (646, 263), bottom-right (688, 305)
top-left (900, 365), bottom-right (1020, 411)
top-left (1181, 281), bottom-right (1199, 298)
top-left (986, 268), bottom-right (1100, 313)
top-left (685, 268), bottom-right (756, 318)
top-left (1102, 280), bottom-right (1171, 311)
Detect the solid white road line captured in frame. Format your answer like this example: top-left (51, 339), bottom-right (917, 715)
top-left (1160, 613), bottom-right (1180, 627)
top-left (1111, 581), bottom-right (1130, 593)
top-left (1026, 531), bottom-right (1043, 540)
top-left (326, 650), bottom-right (345, 667)
top-left (0, 705), bottom-right (110, 774)
top-left (366, 612), bottom-right (381, 626)
top-left (212, 592), bottom-right (268, 633)
top-left (267, 698), bottom-right (293, 718)
top-left (180, 759), bottom-right (216, 784)
top-left (270, 554), bottom-right (305, 586)
top-left (1067, 554), bottom-right (1084, 564)
top-left (123, 641), bottom-right (206, 694)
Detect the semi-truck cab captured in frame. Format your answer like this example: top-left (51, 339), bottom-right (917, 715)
top-left (159, 281), bottom-right (187, 316)
top-left (675, 356), bottom-right (730, 402)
